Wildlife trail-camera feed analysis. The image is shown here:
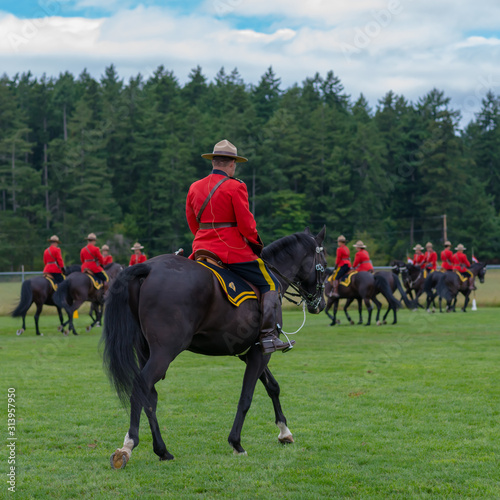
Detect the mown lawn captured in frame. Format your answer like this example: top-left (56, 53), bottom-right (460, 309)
top-left (0, 308), bottom-right (499, 499)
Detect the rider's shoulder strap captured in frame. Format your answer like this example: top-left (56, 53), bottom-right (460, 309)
top-left (196, 177), bottom-right (231, 224)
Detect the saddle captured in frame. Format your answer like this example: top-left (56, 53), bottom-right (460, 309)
top-left (84, 269), bottom-right (103, 290)
top-left (195, 249), bottom-right (259, 306)
top-left (43, 273), bottom-right (58, 291)
top-left (454, 270), bottom-right (468, 283)
top-left (340, 270), bottom-right (358, 287)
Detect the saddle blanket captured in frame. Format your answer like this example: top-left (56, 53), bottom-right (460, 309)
top-left (454, 270), bottom-right (468, 283)
top-left (340, 270), bottom-right (358, 287)
top-left (197, 261), bottom-right (258, 307)
top-left (86, 273), bottom-right (103, 290)
top-left (44, 275), bottom-right (58, 291)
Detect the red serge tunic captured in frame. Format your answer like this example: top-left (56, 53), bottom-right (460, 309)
top-left (186, 171), bottom-right (261, 264)
top-left (352, 249), bottom-right (373, 272)
top-left (335, 245), bottom-right (351, 267)
top-left (413, 253), bottom-right (425, 265)
top-left (43, 246), bottom-right (65, 274)
top-left (453, 252), bottom-right (470, 273)
top-left (129, 254), bottom-right (147, 266)
top-left (102, 255), bottom-right (113, 266)
top-left (80, 244), bottom-right (105, 273)
top-left (440, 249), bottom-right (454, 271)
top-left (423, 250), bottom-right (437, 270)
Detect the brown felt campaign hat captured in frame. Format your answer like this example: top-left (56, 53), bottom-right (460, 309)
top-left (86, 233), bottom-right (97, 241)
top-left (425, 242), bottom-right (433, 248)
top-left (353, 240), bottom-right (366, 249)
top-left (413, 244), bottom-right (423, 251)
top-left (337, 235), bottom-right (346, 242)
top-left (444, 240), bottom-right (452, 247)
top-left (201, 139), bottom-right (248, 163)
top-left (47, 235), bottom-right (60, 243)
top-left (455, 243), bottom-right (466, 251)
top-left (101, 245), bottom-right (110, 251)
top-left (131, 242), bottom-right (144, 250)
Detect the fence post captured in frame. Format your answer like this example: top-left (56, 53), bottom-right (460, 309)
top-left (21, 265), bottom-right (25, 283)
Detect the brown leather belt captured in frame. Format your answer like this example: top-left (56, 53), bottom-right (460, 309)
top-left (198, 222), bottom-right (237, 229)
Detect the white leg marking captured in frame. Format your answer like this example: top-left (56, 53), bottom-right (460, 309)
top-left (119, 432), bottom-right (134, 459)
top-left (277, 421), bottom-right (294, 442)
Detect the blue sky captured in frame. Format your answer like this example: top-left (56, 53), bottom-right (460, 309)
top-left (1, 0), bottom-right (499, 127)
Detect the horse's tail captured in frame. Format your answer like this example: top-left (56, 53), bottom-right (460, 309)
top-left (101, 263), bottom-right (151, 407)
top-left (11, 280), bottom-right (33, 317)
top-left (374, 273), bottom-right (400, 311)
top-left (394, 274), bottom-right (414, 308)
top-left (52, 279), bottom-right (71, 310)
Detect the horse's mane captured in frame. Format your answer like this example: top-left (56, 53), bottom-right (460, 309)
top-left (262, 232), bottom-right (314, 267)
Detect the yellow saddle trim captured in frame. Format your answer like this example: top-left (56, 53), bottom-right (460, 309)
top-left (44, 275), bottom-right (58, 291)
top-left (87, 274), bottom-right (103, 290)
top-left (197, 262), bottom-right (257, 307)
top-left (454, 270), bottom-right (468, 283)
top-left (340, 270), bottom-right (358, 287)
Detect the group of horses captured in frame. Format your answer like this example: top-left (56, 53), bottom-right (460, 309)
top-left (9, 228), bottom-right (487, 468)
top-left (324, 259), bottom-right (487, 328)
top-left (12, 262), bottom-right (123, 336)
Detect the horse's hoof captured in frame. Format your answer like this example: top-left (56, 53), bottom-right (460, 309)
top-left (57, 325), bottom-right (63, 332)
top-left (63, 330), bottom-right (69, 336)
top-left (383, 321), bottom-right (387, 325)
top-left (38, 333), bottom-right (44, 337)
top-left (278, 435), bottom-right (294, 444)
top-left (72, 331), bottom-right (79, 336)
top-left (16, 329), bottom-right (24, 336)
top-left (110, 450), bottom-right (128, 469)
top-left (95, 322), bottom-right (102, 327)
top-left (432, 308), bottom-right (435, 313)
top-left (233, 449), bottom-right (248, 456)
top-left (350, 320), bottom-right (354, 325)
top-left (86, 325), bottom-right (92, 332)
top-left (376, 321), bottom-right (381, 326)
top-left (159, 452), bottom-right (174, 461)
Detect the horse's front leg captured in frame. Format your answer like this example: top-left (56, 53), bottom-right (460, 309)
top-left (343, 298), bottom-right (354, 325)
top-left (462, 291), bottom-right (470, 312)
top-left (34, 303), bottom-right (44, 336)
top-left (364, 299), bottom-right (373, 325)
top-left (357, 298), bottom-right (363, 324)
top-left (372, 296), bottom-right (382, 325)
top-left (229, 345), bottom-right (269, 455)
top-left (258, 367), bottom-right (293, 444)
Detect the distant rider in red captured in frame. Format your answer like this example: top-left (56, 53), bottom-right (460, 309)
top-left (129, 243), bottom-right (147, 266)
top-left (43, 235), bottom-right (66, 284)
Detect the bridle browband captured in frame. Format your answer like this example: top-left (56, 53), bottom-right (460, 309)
top-left (264, 243), bottom-right (326, 310)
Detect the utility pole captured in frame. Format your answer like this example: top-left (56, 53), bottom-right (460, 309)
top-left (443, 214), bottom-right (447, 242)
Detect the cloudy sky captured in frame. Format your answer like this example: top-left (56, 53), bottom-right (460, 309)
top-left (1, 0), bottom-right (499, 127)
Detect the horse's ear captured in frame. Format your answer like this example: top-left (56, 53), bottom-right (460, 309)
top-left (304, 227), bottom-right (312, 235)
top-left (315, 225), bottom-right (326, 245)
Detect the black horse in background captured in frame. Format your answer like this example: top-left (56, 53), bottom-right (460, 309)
top-left (324, 271), bottom-right (400, 326)
top-left (392, 260), bottom-right (425, 307)
top-left (11, 265), bottom-right (81, 336)
top-left (102, 228), bottom-right (327, 468)
top-left (54, 262), bottom-right (123, 335)
top-left (423, 271), bottom-right (446, 312)
top-left (438, 263), bottom-right (487, 312)
top-left (374, 271), bottom-right (414, 324)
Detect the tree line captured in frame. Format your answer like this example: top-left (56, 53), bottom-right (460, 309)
top-left (1, 64), bottom-right (499, 270)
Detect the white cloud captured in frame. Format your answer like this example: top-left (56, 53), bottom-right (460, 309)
top-left (0, 2), bottom-right (499, 128)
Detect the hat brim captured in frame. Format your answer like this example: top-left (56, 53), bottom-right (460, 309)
top-left (201, 153), bottom-right (248, 163)
top-left (131, 247), bottom-right (144, 250)
top-left (47, 239), bottom-right (60, 243)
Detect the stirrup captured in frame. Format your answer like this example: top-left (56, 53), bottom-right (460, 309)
top-left (259, 335), bottom-right (295, 355)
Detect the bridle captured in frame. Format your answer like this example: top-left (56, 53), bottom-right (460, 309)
top-left (265, 243), bottom-right (326, 310)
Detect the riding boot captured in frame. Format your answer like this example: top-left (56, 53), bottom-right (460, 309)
top-left (469, 276), bottom-right (476, 290)
top-left (259, 291), bottom-right (294, 355)
top-left (331, 279), bottom-right (340, 298)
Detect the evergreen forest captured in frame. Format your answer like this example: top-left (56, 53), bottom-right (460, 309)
top-left (1, 64), bottom-right (499, 270)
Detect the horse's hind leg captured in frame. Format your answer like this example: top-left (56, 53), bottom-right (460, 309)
top-left (258, 367), bottom-right (293, 444)
top-left (34, 303), bottom-right (43, 336)
top-left (229, 346), bottom-right (269, 455)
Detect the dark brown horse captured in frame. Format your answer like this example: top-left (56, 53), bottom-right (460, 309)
top-left (102, 228), bottom-right (327, 467)
top-left (11, 265), bottom-right (81, 336)
top-left (324, 271), bottom-right (398, 326)
top-left (438, 263), bottom-right (486, 312)
top-left (373, 271), bottom-right (413, 324)
top-left (54, 262), bottom-right (123, 335)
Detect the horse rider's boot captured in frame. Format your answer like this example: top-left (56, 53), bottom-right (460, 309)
top-left (332, 279), bottom-right (340, 298)
top-left (259, 291), bottom-right (295, 354)
top-left (469, 276), bottom-right (476, 290)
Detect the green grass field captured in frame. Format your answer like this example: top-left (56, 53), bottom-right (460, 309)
top-left (1, 307), bottom-right (499, 499)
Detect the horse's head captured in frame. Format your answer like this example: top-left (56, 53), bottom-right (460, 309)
top-left (475, 262), bottom-right (487, 284)
top-left (297, 226), bottom-right (328, 313)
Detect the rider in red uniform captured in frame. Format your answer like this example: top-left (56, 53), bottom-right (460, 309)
top-left (129, 243), bottom-right (147, 266)
top-left (352, 241), bottom-right (374, 272)
top-left (330, 235), bottom-right (351, 297)
top-left (80, 233), bottom-right (108, 284)
top-left (423, 242), bottom-right (437, 276)
top-left (101, 245), bottom-right (113, 266)
top-left (453, 243), bottom-right (475, 289)
top-left (440, 241), bottom-right (454, 271)
top-left (186, 139), bottom-right (292, 354)
top-left (413, 244), bottom-right (425, 266)
top-left (43, 235), bottom-right (66, 284)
